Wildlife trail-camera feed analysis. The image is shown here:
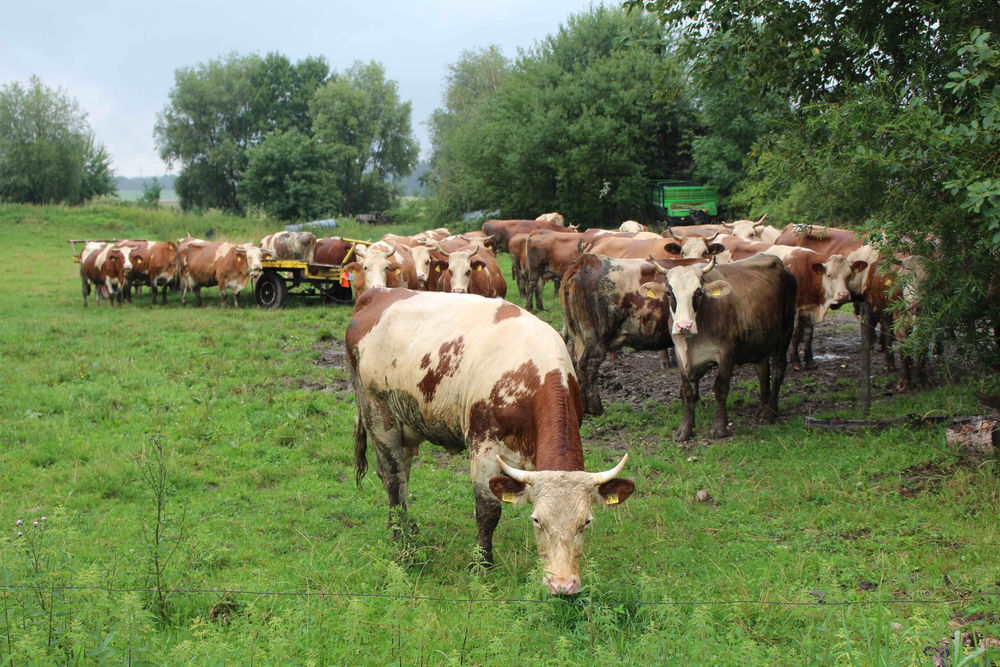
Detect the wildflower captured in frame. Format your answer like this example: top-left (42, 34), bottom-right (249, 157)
top-left (32, 521), bottom-right (38, 527)
top-left (17, 531), bottom-right (22, 537)
top-left (15, 519), bottom-right (22, 526)
top-left (40, 517), bottom-right (46, 522)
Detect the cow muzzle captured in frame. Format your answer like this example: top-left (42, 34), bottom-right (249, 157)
top-left (452, 288), bottom-right (467, 294)
top-left (544, 575), bottom-right (580, 596)
top-left (835, 291), bottom-right (850, 304)
top-left (673, 320), bottom-right (697, 335)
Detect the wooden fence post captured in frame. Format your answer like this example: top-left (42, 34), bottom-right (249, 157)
top-left (859, 301), bottom-right (872, 417)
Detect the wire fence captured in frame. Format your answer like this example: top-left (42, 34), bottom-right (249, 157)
top-left (1, 583), bottom-right (997, 608)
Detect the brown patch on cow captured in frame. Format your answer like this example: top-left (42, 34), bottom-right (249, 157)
top-left (345, 289), bottom-right (418, 365)
top-left (417, 337), bottom-right (466, 401)
top-left (469, 365), bottom-right (584, 471)
top-left (493, 302), bottom-right (521, 323)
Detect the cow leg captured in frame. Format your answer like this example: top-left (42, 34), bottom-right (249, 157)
top-left (755, 358), bottom-right (771, 410)
top-left (533, 279), bottom-right (545, 311)
top-left (81, 274), bottom-right (90, 307)
top-left (880, 312), bottom-right (895, 369)
top-left (372, 430), bottom-right (416, 539)
top-left (580, 347), bottom-right (606, 416)
top-left (195, 287), bottom-right (203, 307)
top-left (709, 359), bottom-right (733, 438)
top-left (473, 490), bottom-right (502, 568)
top-left (551, 277), bottom-right (560, 298)
top-left (675, 373), bottom-right (696, 442)
top-left (801, 315), bottom-right (815, 369)
top-left (789, 313), bottom-right (804, 370)
top-left (763, 350), bottom-right (787, 422)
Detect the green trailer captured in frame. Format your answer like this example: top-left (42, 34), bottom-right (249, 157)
top-left (650, 180), bottom-right (719, 224)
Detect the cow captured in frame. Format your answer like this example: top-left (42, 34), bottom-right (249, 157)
top-left (662, 224), bottom-right (731, 239)
top-left (619, 220), bottom-right (647, 233)
top-left (434, 245), bottom-right (507, 298)
top-left (536, 212), bottom-right (565, 224)
top-left (342, 241), bottom-right (416, 295)
top-left (522, 229), bottom-right (586, 311)
top-left (80, 242), bottom-right (133, 306)
top-left (560, 254), bottom-right (704, 415)
top-left (410, 227), bottom-right (452, 245)
top-left (482, 219), bottom-right (574, 254)
top-left (588, 234), bottom-right (722, 262)
top-left (347, 288), bottom-right (635, 594)
top-left (649, 255), bottom-right (796, 441)
top-left (662, 227), bottom-right (727, 259)
top-left (114, 240), bottom-right (180, 305)
top-left (314, 237), bottom-right (363, 266)
top-left (260, 231), bottom-right (317, 261)
top-left (721, 215), bottom-right (781, 243)
top-left (178, 241), bottom-right (267, 307)
top-left (509, 233), bottom-right (530, 300)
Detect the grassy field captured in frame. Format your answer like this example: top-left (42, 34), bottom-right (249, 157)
top-left (0, 202), bottom-right (998, 665)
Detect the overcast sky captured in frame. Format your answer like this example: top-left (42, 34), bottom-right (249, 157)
top-left (1, 0), bottom-right (604, 177)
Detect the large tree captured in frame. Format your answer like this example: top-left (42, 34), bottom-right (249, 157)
top-left (309, 61), bottom-right (419, 214)
top-left (0, 76), bottom-right (115, 204)
top-left (427, 7), bottom-right (698, 226)
top-left (154, 53), bottom-right (331, 213)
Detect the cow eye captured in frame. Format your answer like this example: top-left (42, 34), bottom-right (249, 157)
top-left (583, 517), bottom-right (592, 530)
top-left (531, 516), bottom-right (541, 528)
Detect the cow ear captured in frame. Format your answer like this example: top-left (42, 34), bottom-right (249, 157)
top-left (664, 243), bottom-right (683, 255)
top-left (432, 259), bottom-right (448, 272)
top-left (472, 260), bottom-right (486, 271)
top-left (596, 478), bottom-right (634, 506)
top-left (702, 280), bottom-right (732, 298)
top-left (489, 476), bottom-right (527, 504)
top-left (851, 260), bottom-right (869, 273)
top-left (639, 281), bottom-right (666, 300)
top-left (706, 243), bottom-right (726, 256)
top-left (811, 262), bottom-right (826, 275)
top-left (344, 261), bottom-right (362, 273)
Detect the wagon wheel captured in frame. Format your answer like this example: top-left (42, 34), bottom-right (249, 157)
top-left (255, 272), bottom-right (288, 309)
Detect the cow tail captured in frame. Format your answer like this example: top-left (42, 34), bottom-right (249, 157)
top-left (354, 414), bottom-right (369, 485)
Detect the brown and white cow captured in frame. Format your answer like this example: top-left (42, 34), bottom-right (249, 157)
top-left (342, 241), bottom-right (415, 295)
top-left (314, 237), bottom-right (362, 265)
top-left (509, 232), bottom-right (531, 300)
top-left (589, 234), bottom-right (722, 263)
top-left (721, 215), bottom-right (781, 244)
top-left (260, 231), bottom-right (317, 261)
top-left (649, 255), bottom-right (796, 441)
top-left (618, 220), bottom-right (647, 233)
top-left (347, 288), bottom-right (634, 594)
top-left (178, 241), bottom-right (267, 307)
top-left (561, 253), bottom-right (704, 415)
top-left (114, 240), bottom-right (180, 305)
top-left (80, 242), bottom-right (133, 306)
top-left (662, 227), bottom-right (727, 260)
top-left (434, 244), bottom-right (507, 298)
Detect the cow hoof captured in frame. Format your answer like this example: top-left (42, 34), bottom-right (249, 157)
top-left (709, 426), bottom-right (729, 439)
top-left (674, 427), bottom-right (692, 442)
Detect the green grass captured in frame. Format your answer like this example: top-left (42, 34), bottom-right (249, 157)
top-left (0, 202), bottom-right (998, 664)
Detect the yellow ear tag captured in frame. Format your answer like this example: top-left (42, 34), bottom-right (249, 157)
top-left (435, 266), bottom-right (441, 272)
top-left (477, 265), bottom-right (484, 271)
top-left (502, 492), bottom-right (517, 503)
top-left (646, 290), bottom-right (656, 298)
top-left (395, 268), bottom-right (401, 274)
top-left (605, 493), bottom-right (620, 505)
top-left (885, 278), bottom-right (893, 286)
top-left (710, 288), bottom-right (722, 297)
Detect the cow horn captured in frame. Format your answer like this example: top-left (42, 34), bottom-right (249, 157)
top-left (722, 221), bottom-right (734, 228)
top-left (756, 213), bottom-right (768, 225)
top-left (568, 223), bottom-right (579, 230)
top-left (648, 255), bottom-right (668, 274)
top-left (384, 241), bottom-right (397, 258)
top-left (590, 453), bottom-right (629, 485)
top-left (706, 231), bottom-right (721, 242)
top-left (434, 243), bottom-right (452, 258)
top-left (702, 257), bottom-right (717, 274)
top-left (667, 227), bottom-right (683, 241)
top-left (496, 456), bottom-right (535, 483)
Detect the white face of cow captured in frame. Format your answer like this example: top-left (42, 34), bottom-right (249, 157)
top-left (814, 254), bottom-right (867, 307)
top-left (360, 247), bottom-right (397, 289)
top-left (665, 236), bottom-right (725, 260)
top-left (728, 220), bottom-right (763, 241)
top-left (664, 262), bottom-right (732, 335)
top-left (118, 246), bottom-right (133, 272)
top-left (491, 456), bottom-right (633, 596)
top-left (445, 248), bottom-right (484, 293)
top-left (409, 244), bottom-right (432, 286)
top-left (240, 245), bottom-right (265, 277)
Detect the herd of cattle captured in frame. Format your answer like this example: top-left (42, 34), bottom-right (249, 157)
top-left (343, 213), bottom-right (932, 594)
top-left (75, 212), bottom-right (932, 595)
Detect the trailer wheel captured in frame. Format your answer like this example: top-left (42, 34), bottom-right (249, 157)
top-left (255, 272), bottom-right (288, 309)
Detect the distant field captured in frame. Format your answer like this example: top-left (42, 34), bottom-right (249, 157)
top-left (0, 202), bottom-right (997, 664)
top-left (116, 188), bottom-right (179, 204)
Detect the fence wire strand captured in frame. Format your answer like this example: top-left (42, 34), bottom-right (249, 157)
top-left (0, 583), bottom-right (996, 608)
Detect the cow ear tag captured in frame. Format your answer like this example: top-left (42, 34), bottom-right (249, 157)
top-left (709, 287), bottom-right (722, 297)
top-left (645, 289), bottom-right (656, 298)
top-left (435, 265), bottom-right (441, 272)
top-left (501, 492), bottom-right (517, 504)
top-left (885, 278), bottom-right (893, 286)
top-left (605, 493), bottom-right (620, 505)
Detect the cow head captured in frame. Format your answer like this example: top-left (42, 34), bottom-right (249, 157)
top-left (664, 230), bottom-right (725, 260)
top-left (619, 220), bottom-right (646, 233)
top-left (116, 246), bottom-right (134, 273)
top-left (723, 214), bottom-right (768, 241)
top-left (408, 243), bottom-right (433, 288)
top-left (355, 242), bottom-right (401, 289)
top-left (490, 454), bottom-right (633, 596)
top-left (437, 244), bottom-right (484, 294)
top-left (236, 245), bottom-right (266, 278)
top-left (652, 257), bottom-right (731, 335)
top-left (814, 254), bottom-right (868, 307)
